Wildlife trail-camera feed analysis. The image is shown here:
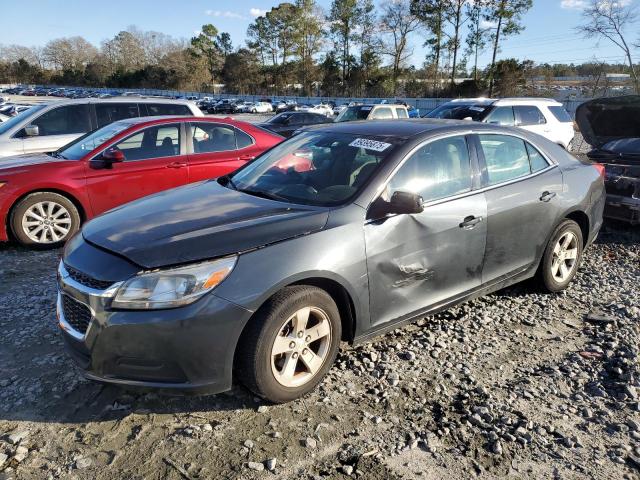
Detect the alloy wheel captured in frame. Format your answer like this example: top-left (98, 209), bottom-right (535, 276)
top-left (270, 306), bottom-right (332, 388)
top-left (551, 231), bottom-right (578, 282)
top-left (21, 201), bottom-right (72, 244)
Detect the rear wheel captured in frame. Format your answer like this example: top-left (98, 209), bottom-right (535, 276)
top-left (236, 286), bottom-right (341, 403)
top-left (537, 219), bottom-right (583, 292)
top-left (11, 192), bottom-right (80, 247)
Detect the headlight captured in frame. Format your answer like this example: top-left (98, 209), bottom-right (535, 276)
top-left (112, 256), bottom-right (237, 310)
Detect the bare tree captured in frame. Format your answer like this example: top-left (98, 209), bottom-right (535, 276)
top-left (43, 37), bottom-right (98, 71)
top-left (577, 0), bottom-right (639, 93)
top-left (381, 0), bottom-right (421, 93)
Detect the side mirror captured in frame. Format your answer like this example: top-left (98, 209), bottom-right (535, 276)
top-left (24, 125), bottom-right (39, 137)
top-left (102, 147), bottom-right (125, 163)
top-left (388, 191), bottom-right (424, 215)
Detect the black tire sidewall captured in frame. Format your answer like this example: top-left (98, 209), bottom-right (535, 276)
top-left (10, 192), bottom-right (80, 247)
top-left (541, 219), bottom-right (583, 292)
top-left (248, 287), bottom-right (341, 403)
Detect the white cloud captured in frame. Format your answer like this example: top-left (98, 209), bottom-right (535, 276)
top-left (560, 0), bottom-right (586, 9)
top-left (205, 10), bottom-right (246, 19)
top-left (480, 19), bottom-right (498, 29)
top-left (249, 8), bottom-right (266, 17)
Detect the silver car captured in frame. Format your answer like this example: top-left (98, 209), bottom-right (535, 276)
top-left (0, 98), bottom-right (204, 158)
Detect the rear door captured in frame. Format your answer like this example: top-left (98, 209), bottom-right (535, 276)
top-left (365, 134), bottom-right (487, 327)
top-left (85, 122), bottom-right (188, 214)
top-left (187, 122), bottom-right (260, 181)
top-left (19, 104), bottom-right (92, 153)
top-left (475, 133), bottom-right (563, 282)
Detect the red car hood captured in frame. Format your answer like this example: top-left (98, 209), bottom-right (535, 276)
top-left (0, 153), bottom-right (69, 173)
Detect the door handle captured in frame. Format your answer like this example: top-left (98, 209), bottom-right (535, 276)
top-left (540, 191), bottom-right (556, 202)
top-left (166, 161), bottom-right (187, 169)
top-left (459, 215), bottom-right (483, 229)
top-left (239, 154), bottom-right (255, 161)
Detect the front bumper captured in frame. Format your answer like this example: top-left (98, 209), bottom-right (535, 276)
top-left (57, 262), bottom-right (253, 394)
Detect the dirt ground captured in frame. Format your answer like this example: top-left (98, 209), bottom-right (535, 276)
top-left (0, 221), bottom-right (638, 480)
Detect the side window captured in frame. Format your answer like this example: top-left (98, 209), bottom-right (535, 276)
top-left (235, 128), bottom-right (254, 149)
top-left (547, 106), bottom-right (572, 123)
top-left (31, 105), bottom-right (90, 136)
top-left (387, 136), bottom-right (472, 203)
top-left (146, 104), bottom-right (191, 116)
top-left (526, 142), bottom-right (549, 172)
top-left (484, 106), bottom-right (515, 126)
top-left (191, 123), bottom-right (237, 153)
top-left (112, 124), bottom-right (180, 161)
top-left (478, 134), bottom-right (531, 185)
top-left (96, 103), bottom-right (139, 128)
top-left (395, 108), bottom-right (409, 119)
top-left (371, 107), bottom-right (393, 120)
top-left (515, 106), bottom-right (546, 125)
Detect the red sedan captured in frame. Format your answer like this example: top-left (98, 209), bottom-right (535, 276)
top-left (0, 116), bottom-right (283, 247)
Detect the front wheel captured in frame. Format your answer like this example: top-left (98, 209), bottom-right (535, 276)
top-left (236, 286), bottom-right (341, 403)
top-left (537, 219), bottom-right (583, 292)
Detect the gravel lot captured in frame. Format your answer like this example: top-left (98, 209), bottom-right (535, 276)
top-left (0, 221), bottom-right (638, 480)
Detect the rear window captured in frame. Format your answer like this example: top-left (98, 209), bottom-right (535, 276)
top-left (426, 104), bottom-right (488, 121)
top-left (146, 103), bottom-right (191, 116)
top-left (547, 106), bottom-right (572, 123)
top-left (515, 106), bottom-right (546, 126)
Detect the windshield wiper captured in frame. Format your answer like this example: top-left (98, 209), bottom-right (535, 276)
top-left (238, 188), bottom-right (287, 202)
top-left (218, 174), bottom-right (238, 190)
top-left (48, 151), bottom-right (67, 159)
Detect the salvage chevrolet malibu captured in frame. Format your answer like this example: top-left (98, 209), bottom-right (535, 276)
top-left (57, 119), bottom-right (605, 403)
top-left (0, 116), bottom-right (282, 246)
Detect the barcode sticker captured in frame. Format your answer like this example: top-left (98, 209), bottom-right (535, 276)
top-left (349, 138), bottom-right (392, 152)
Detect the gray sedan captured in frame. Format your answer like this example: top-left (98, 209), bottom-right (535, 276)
top-left (57, 120), bottom-right (605, 403)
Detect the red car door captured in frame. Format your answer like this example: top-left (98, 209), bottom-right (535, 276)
top-left (187, 121), bottom-right (260, 182)
top-left (84, 122), bottom-right (189, 215)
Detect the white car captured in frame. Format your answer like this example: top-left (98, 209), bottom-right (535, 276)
top-left (0, 98), bottom-right (203, 158)
top-left (250, 101), bottom-right (273, 113)
top-left (426, 98), bottom-right (575, 149)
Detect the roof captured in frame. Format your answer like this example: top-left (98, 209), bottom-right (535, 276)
top-left (34, 97), bottom-right (197, 107)
top-left (114, 115), bottom-right (241, 126)
top-left (445, 97), bottom-right (563, 106)
top-left (303, 118), bottom-right (475, 138)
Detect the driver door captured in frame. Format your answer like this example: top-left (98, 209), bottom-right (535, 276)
top-left (85, 123), bottom-right (188, 215)
top-left (364, 135), bottom-right (487, 328)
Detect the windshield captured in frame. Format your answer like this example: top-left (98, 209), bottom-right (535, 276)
top-left (57, 122), bottom-right (131, 160)
top-left (426, 104), bottom-right (488, 121)
top-left (227, 131), bottom-right (398, 206)
top-left (0, 104), bottom-right (45, 135)
top-left (335, 106), bottom-right (372, 122)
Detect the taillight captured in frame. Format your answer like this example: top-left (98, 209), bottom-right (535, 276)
top-left (592, 163), bottom-right (605, 178)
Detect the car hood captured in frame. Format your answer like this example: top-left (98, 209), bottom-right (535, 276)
top-left (82, 180), bottom-right (330, 269)
top-left (0, 152), bottom-right (68, 171)
top-left (576, 95), bottom-right (640, 150)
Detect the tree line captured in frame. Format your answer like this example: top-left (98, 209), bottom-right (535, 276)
top-left (1, 0), bottom-right (638, 97)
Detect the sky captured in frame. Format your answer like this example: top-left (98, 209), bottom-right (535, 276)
top-left (0, 0), bottom-right (635, 68)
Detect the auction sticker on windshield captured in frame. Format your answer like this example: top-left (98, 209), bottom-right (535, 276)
top-left (349, 138), bottom-right (392, 152)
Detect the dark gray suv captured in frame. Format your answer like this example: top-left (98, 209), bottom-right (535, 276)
top-left (57, 120), bottom-right (605, 403)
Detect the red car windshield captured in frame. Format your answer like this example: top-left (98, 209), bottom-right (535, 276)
top-left (56, 122), bottom-right (131, 160)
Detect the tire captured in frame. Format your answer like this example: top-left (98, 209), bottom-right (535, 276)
top-left (537, 219), bottom-right (583, 292)
top-left (236, 286), bottom-right (342, 403)
top-left (10, 192), bottom-right (81, 248)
